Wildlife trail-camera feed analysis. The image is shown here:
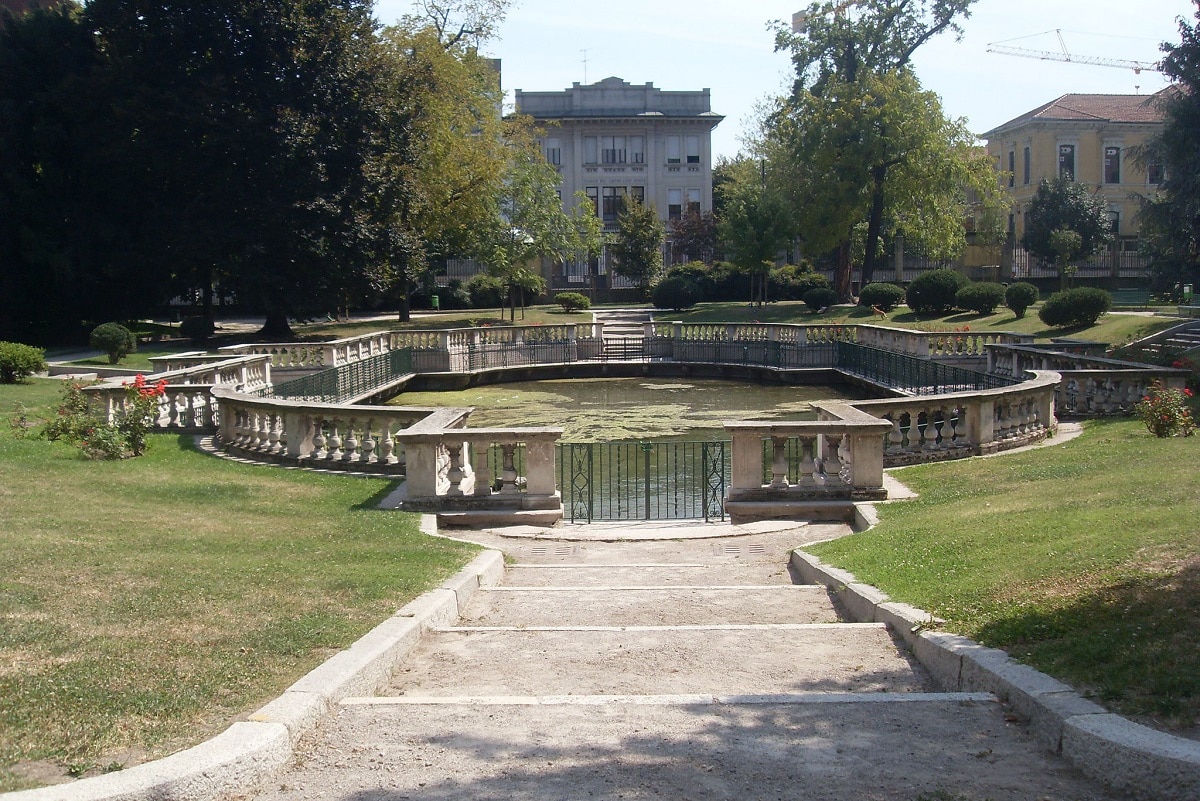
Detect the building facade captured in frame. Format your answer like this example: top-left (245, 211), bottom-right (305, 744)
top-left (514, 77), bottom-right (722, 289)
top-left (981, 91), bottom-right (1166, 280)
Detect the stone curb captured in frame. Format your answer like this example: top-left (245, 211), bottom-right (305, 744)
top-left (790, 549), bottom-right (1200, 801)
top-left (2, 545), bottom-right (505, 801)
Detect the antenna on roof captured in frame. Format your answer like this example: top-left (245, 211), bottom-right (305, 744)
top-left (581, 49), bottom-right (590, 84)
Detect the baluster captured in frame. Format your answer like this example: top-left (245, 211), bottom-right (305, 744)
top-left (267, 414), bottom-right (282, 454)
top-left (446, 440), bottom-right (465, 495)
top-left (837, 433), bottom-right (853, 483)
top-left (885, 414), bottom-right (905, 455)
top-left (378, 423), bottom-right (397, 465)
top-left (797, 436), bottom-right (817, 487)
top-left (343, 423), bottom-right (360, 463)
top-left (944, 406), bottom-right (961, 447)
top-left (819, 433), bottom-right (844, 489)
top-left (255, 412), bottom-right (272, 451)
top-left (312, 420), bottom-right (328, 460)
top-left (360, 420), bottom-right (376, 464)
top-left (769, 436), bottom-right (789, 487)
top-left (472, 441), bottom-right (493, 496)
top-left (499, 442), bottom-right (519, 494)
top-left (328, 423), bottom-right (343, 461)
top-left (165, 391), bottom-right (180, 429)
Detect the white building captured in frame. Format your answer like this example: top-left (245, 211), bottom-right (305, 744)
top-left (514, 77), bottom-right (722, 290)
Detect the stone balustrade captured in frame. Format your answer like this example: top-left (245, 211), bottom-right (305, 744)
top-left (221, 332), bottom-right (391, 370)
top-left (857, 325), bottom-right (1033, 359)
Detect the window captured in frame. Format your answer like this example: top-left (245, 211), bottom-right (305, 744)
top-left (1108, 210), bottom-right (1120, 235)
top-left (1023, 146), bottom-right (1031, 185)
top-left (629, 136), bottom-right (645, 164)
top-left (1008, 149), bottom-right (1015, 187)
top-left (630, 185), bottom-right (645, 205)
top-left (1058, 144), bottom-right (1075, 181)
top-left (1104, 146), bottom-right (1121, 184)
top-left (1148, 161), bottom-right (1164, 185)
top-left (686, 188), bottom-right (701, 215)
top-left (602, 186), bottom-right (627, 222)
top-left (544, 137), bottom-right (561, 166)
top-left (666, 136), bottom-right (681, 164)
top-left (585, 186), bottom-right (599, 216)
top-left (668, 189), bottom-right (682, 221)
top-left (583, 137), bottom-right (598, 165)
top-left (601, 135), bottom-right (626, 165)
top-left (686, 135), bottom-right (700, 164)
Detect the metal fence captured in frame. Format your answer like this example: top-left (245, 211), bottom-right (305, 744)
top-left (834, 342), bottom-right (1014, 395)
top-left (557, 440), bottom-right (728, 522)
top-left (267, 348), bottom-right (413, 403)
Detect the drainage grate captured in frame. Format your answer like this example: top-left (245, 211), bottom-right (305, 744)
top-left (519, 544), bottom-right (582, 558)
top-left (713, 542), bottom-right (767, 557)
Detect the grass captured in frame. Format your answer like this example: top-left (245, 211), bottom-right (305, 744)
top-left (0, 379), bottom-right (478, 791)
top-left (807, 418), bottom-right (1200, 732)
top-left (657, 300), bottom-right (1179, 345)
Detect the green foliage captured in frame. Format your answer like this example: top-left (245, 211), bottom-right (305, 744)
top-left (1135, 383), bottom-right (1196, 438)
top-left (669, 209), bottom-right (719, 265)
top-left (953, 282), bottom-right (1006, 315)
top-left (1004, 282), bottom-right (1041, 319)
top-left (769, 264), bottom-right (829, 302)
top-left (0, 342), bottom-right (46, 383)
top-left (41, 376), bottom-right (166, 459)
top-left (664, 261), bottom-right (718, 301)
top-left (1021, 178), bottom-right (1112, 275)
top-left (89, 322), bottom-right (136, 365)
top-left (609, 197), bottom-right (665, 293)
top-left (651, 277), bottom-right (702, 311)
top-left (904, 269), bottom-right (969, 314)
top-left (803, 287), bottom-right (839, 312)
top-left (1038, 287), bottom-right (1113, 328)
top-left (554, 292), bottom-right (590, 313)
top-left (857, 282), bottom-right (905, 312)
top-left (178, 317), bottom-right (214, 344)
top-left (465, 273), bottom-right (506, 309)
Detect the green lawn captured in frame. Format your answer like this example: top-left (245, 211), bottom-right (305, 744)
top-left (0, 379), bottom-right (477, 791)
top-left (808, 419), bottom-right (1200, 732)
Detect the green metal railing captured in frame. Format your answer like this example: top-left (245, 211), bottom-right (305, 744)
top-left (266, 348), bottom-right (413, 403)
top-left (557, 440), bottom-right (727, 522)
top-left (834, 341), bottom-right (1014, 395)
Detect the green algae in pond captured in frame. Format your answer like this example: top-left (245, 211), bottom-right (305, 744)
top-left (389, 378), bottom-right (863, 442)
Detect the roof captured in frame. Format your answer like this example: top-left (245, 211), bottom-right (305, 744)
top-left (982, 90), bottom-right (1168, 138)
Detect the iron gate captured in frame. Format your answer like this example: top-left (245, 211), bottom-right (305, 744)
top-left (557, 440), bottom-right (728, 522)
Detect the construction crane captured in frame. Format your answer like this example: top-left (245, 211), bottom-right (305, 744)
top-left (986, 29), bottom-right (1161, 74)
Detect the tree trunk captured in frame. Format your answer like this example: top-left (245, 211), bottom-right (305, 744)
top-left (861, 170), bottom-right (887, 286)
top-left (835, 240), bottom-right (853, 302)
top-left (396, 287), bottom-right (411, 323)
top-left (258, 310), bottom-right (295, 340)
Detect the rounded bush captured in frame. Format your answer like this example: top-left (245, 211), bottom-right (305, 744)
top-left (179, 316), bottom-right (215, 343)
top-left (555, 292), bottom-right (590, 312)
top-left (466, 273), bottom-right (506, 309)
top-left (857, 282), bottom-right (905, 312)
top-left (89, 322), bottom-right (137, 365)
top-left (651, 277), bottom-right (702, 311)
top-left (771, 264), bottom-right (829, 301)
top-left (0, 341), bottom-right (46, 383)
top-left (803, 287), bottom-right (839, 312)
top-left (904, 269), bottom-right (969, 314)
top-left (1005, 282), bottom-right (1041, 319)
top-left (954, 282), bottom-right (1006, 315)
top-left (1038, 287), bottom-right (1113, 328)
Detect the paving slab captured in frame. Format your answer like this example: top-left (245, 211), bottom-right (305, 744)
top-left (386, 625), bottom-right (931, 697)
top-left (460, 585), bottom-right (841, 626)
top-left (503, 561), bottom-right (796, 586)
top-left (240, 699), bottom-right (1119, 801)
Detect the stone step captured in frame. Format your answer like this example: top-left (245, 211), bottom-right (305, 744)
top-left (504, 561), bottom-right (796, 586)
top-left (385, 625), bottom-right (930, 698)
top-left (252, 699), bottom-right (1115, 801)
top-left (458, 585), bottom-right (840, 627)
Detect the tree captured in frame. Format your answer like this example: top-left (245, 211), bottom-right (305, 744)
top-left (1022, 177), bottom-right (1112, 289)
top-left (716, 156), bottom-right (794, 305)
top-left (608, 197), bottom-right (665, 295)
top-left (773, 0), bottom-right (978, 291)
top-left (670, 209), bottom-right (720, 265)
top-left (1137, 7), bottom-right (1200, 296)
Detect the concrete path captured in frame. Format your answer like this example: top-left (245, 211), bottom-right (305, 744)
top-left (238, 523), bottom-right (1119, 801)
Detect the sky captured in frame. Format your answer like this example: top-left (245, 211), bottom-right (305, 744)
top-left (372, 0), bottom-right (1196, 159)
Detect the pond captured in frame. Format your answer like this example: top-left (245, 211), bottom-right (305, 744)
top-left (390, 377), bottom-right (867, 441)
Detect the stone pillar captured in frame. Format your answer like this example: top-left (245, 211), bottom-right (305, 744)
top-left (524, 435), bottom-right (559, 497)
top-left (848, 432), bottom-right (885, 492)
top-left (728, 428), bottom-right (764, 492)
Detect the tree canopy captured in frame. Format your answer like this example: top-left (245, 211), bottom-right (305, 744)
top-left (609, 198), bottom-right (666, 294)
top-left (1022, 176), bottom-right (1112, 287)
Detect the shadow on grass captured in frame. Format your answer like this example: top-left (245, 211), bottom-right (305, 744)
top-left (974, 558), bottom-right (1200, 730)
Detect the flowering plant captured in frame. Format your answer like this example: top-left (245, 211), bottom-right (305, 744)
top-left (119, 374), bottom-right (168, 456)
top-left (42, 375), bottom-right (167, 459)
top-left (1135, 382), bottom-right (1195, 438)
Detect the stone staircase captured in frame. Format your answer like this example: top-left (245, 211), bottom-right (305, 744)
top-left (594, 307), bottom-right (652, 342)
top-left (249, 529), bottom-right (1117, 800)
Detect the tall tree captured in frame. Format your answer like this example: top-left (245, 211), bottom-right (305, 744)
top-left (670, 209), bottom-right (720, 266)
top-left (609, 197), bottom-right (666, 295)
top-left (716, 156), bottom-right (794, 305)
top-left (1137, 6), bottom-right (1200, 296)
top-left (1022, 177), bottom-right (1113, 288)
top-left (774, 0), bottom-right (977, 292)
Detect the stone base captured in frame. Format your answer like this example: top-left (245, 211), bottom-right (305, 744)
top-left (436, 506), bottom-right (564, 528)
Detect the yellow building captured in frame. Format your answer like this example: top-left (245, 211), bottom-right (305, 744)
top-left (982, 91), bottom-right (1166, 280)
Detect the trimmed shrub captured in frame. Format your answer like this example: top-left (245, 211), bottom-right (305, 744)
top-left (1005, 282), bottom-right (1041, 318)
top-left (555, 292), bottom-right (590, 312)
top-left (466, 273), bottom-right (506, 309)
top-left (857, 282), bottom-right (905, 312)
top-left (904, 269), bottom-right (969, 314)
top-left (803, 287), bottom-right (839, 312)
top-left (954, 282), bottom-right (1006, 314)
top-left (179, 316), bottom-right (215, 344)
top-left (0, 341), bottom-right (46, 383)
top-left (770, 264), bottom-right (829, 301)
top-left (89, 322), bottom-right (137, 365)
top-left (651, 277), bottom-right (702, 311)
top-left (664, 261), bottom-right (717, 301)
top-left (1038, 287), bottom-right (1112, 328)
